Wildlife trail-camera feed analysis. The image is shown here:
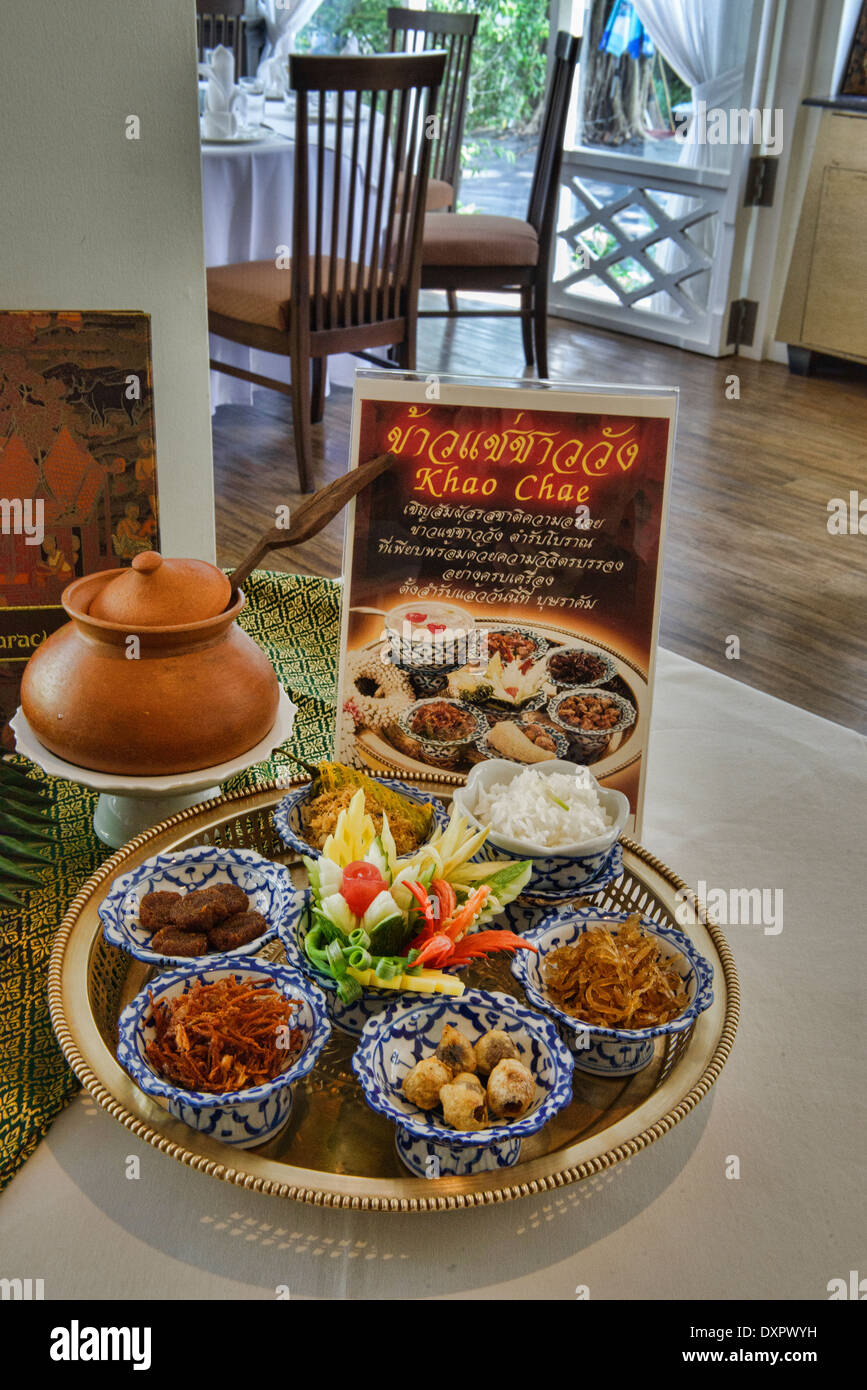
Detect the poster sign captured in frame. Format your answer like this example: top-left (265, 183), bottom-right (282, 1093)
top-left (335, 373), bottom-right (677, 835)
top-left (0, 310), bottom-right (158, 737)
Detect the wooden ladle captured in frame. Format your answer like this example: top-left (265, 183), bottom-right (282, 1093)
top-left (229, 451), bottom-right (396, 597)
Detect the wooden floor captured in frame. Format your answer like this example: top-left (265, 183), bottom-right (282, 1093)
top-left (212, 308), bottom-right (867, 732)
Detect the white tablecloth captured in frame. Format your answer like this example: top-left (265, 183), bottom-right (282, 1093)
top-left (1, 649), bottom-right (863, 1299)
top-left (203, 100), bottom-right (384, 408)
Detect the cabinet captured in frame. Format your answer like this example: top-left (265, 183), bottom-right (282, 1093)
top-left (776, 105), bottom-right (867, 372)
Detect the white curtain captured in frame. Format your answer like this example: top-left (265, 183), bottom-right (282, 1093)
top-left (256, 0), bottom-right (326, 86)
top-left (632, 0), bottom-right (753, 172)
top-left (630, 0), bottom-right (753, 312)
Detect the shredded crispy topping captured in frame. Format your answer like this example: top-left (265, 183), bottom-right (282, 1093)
top-left (144, 977), bottom-right (303, 1093)
top-left (543, 914), bottom-right (688, 1029)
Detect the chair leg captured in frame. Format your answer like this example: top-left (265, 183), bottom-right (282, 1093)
top-left (533, 278), bottom-right (549, 380)
top-left (446, 289), bottom-right (458, 316)
top-left (397, 317), bottom-right (417, 372)
top-left (520, 288), bottom-right (535, 367)
top-left (290, 359), bottom-right (313, 493)
top-left (311, 356), bottom-right (326, 423)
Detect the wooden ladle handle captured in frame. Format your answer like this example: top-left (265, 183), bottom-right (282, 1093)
top-left (229, 452), bottom-right (397, 596)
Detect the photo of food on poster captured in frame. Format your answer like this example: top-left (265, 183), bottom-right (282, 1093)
top-left (335, 374), bottom-right (677, 835)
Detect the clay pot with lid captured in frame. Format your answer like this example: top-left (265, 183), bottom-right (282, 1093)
top-left (20, 552), bottom-right (280, 776)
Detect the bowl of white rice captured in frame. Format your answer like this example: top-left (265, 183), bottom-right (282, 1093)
top-left (452, 760), bottom-right (629, 900)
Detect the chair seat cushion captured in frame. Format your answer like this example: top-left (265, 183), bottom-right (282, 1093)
top-left (425, 178), bottom-right (454, 212)
top-left (207, 258), bottom-right (365, 332)
top-left (422, 213), bottom-right (539, 267)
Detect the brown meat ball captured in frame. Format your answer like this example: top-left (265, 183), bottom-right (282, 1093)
top-left (486, 1058), bottom-right (535, 1120)
top-left (207, 910), bottom-right (268, 952)
top-left (435, 1024), bottom-right (476, 1075)
top-left (212, 882), bottom-right (249, 915)
top-left (474, 1029), bottom-right (520, 1076)
top-left (171, 887), bottom-right (229, 932)
top-left (138, 891), bottom-right (182, 931)
top-left (151, 927), bottom-right (208, 957)
top-left (440, 1082), bottom-right (488, 1131)
top-left (403, 1057), bottom-right (452, 1110)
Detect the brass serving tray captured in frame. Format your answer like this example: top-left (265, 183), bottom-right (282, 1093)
top-left (48, 776), bottom-right (739, 1212)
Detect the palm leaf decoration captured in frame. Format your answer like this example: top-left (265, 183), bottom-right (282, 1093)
top-left (0, 760), bottom-right (56, 907)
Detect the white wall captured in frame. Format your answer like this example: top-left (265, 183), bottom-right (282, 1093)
top-left (0, 0), bottom-right (216, 561)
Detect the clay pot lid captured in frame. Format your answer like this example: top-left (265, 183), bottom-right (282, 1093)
top-left (87, 552), bottom-right (232, 627)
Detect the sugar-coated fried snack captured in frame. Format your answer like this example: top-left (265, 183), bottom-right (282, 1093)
top-left (138, 891), bottom-right (182, 930)
top-left (208, 910), bottom-right (268, 952)
top-left (542, 914), bottom-right (688, 1029)
top-left (486, 1058), bottom-right (535, 1119)
top-left (473, 1029), bottom-right (519, 1076)
top-left (450, 1070), bottom-right (485, 1094)
top-left (151, 927), bottom-right (209, 957)
top-left (435, 1024), bottom-right (476, 1074)
top-left (403, 1056), bottom-right (452, 1109)
top-left (440, 1081), bottom-right (488, 1130)
top-left (212, 882), bottom-right (249, 916)
top-left (171, 887), bottom-right (229, 932)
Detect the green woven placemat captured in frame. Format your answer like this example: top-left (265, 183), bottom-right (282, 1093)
top-left (0, 571), bottom-right (340, 1191)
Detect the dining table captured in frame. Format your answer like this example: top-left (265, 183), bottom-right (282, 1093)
top-left (202, 98), bottom-right (385, 408)
top-left (0, 569), bottom-right (862, 1302)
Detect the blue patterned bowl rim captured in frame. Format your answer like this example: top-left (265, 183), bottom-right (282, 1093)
top-left (97, 845), bottom-right (304, 969)
top-left (396, 697), bottom-right (489, 751)
top-left (116, 957), bottom-right (331, 1108)
top-left (544, 644), bottom-right (619, 688)
top-left (350, 987), bottom-right (574, 1147)
top-left (510, 907), bottom-right (715, 1040)
top-left (547, 686), bottom-right (637, 737)
top-left (272, 775), bottom-right (449, 859)
top-left (473, 719), bottom-right (571, 762)
top-left (478, 626), bottom-right (550, 661)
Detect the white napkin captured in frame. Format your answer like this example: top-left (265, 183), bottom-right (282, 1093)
top-left (199, 45), bottom-right (244, 138)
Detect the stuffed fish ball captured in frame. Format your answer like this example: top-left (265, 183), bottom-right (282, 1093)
top-left (403, 1057), bottom-right (451, 1109)
top-left (486, 1058), bottom-right (535, 1120)
top-left (473, 1028), bottom-right (519, 1076)
top-left (436, 1024), bottom-right (476, 1074)
top-left (440, 1081), bottom-right (488, 1131)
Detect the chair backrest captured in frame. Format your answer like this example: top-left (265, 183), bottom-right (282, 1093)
top-left (289, 51), bottom-right (447, 344)
top-left (526, 32), bottom-right (580, 266)
top-left (387, 7), bottom-right (478, 204)
top-left (196, 2), bottom-right (246, 74)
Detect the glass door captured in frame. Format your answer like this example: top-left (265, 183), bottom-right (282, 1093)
top-left (550, 0), bottom-right (772, 355)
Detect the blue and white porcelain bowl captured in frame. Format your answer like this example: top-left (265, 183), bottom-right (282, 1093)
top-left (98, 846), bottom-right (305, 969)
top-left (474, 717), bottom-right (570, 764)
top-left (352, 989), bottom-right (574, 1178)
top-left (396, 698), bottom-right (488, 768)
top-left (544, 644), bottom-right (619, 691)
top-left (117, 958), bottom-right (331, 1148)
top-left (547, 686), bottom-right (636, 758)
top-left (510, 908), bottom-right (715, 1076)
top-left (452, 758), bottom-right (629, 902)
top-left (273, 776), bottom-right (449, 861)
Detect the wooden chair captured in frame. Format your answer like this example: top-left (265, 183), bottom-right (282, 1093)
top-left (387, 7), bottom-right (478, 214)
top-left (419, 31), bottom-right (580, 380)
top-left (196, 3), bottom-right (247, 76)
top-left (206, 51), bottom-right (446, 491)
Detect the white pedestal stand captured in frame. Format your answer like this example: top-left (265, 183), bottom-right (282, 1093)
top-left (10, 689), bottom-right (297, 848)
